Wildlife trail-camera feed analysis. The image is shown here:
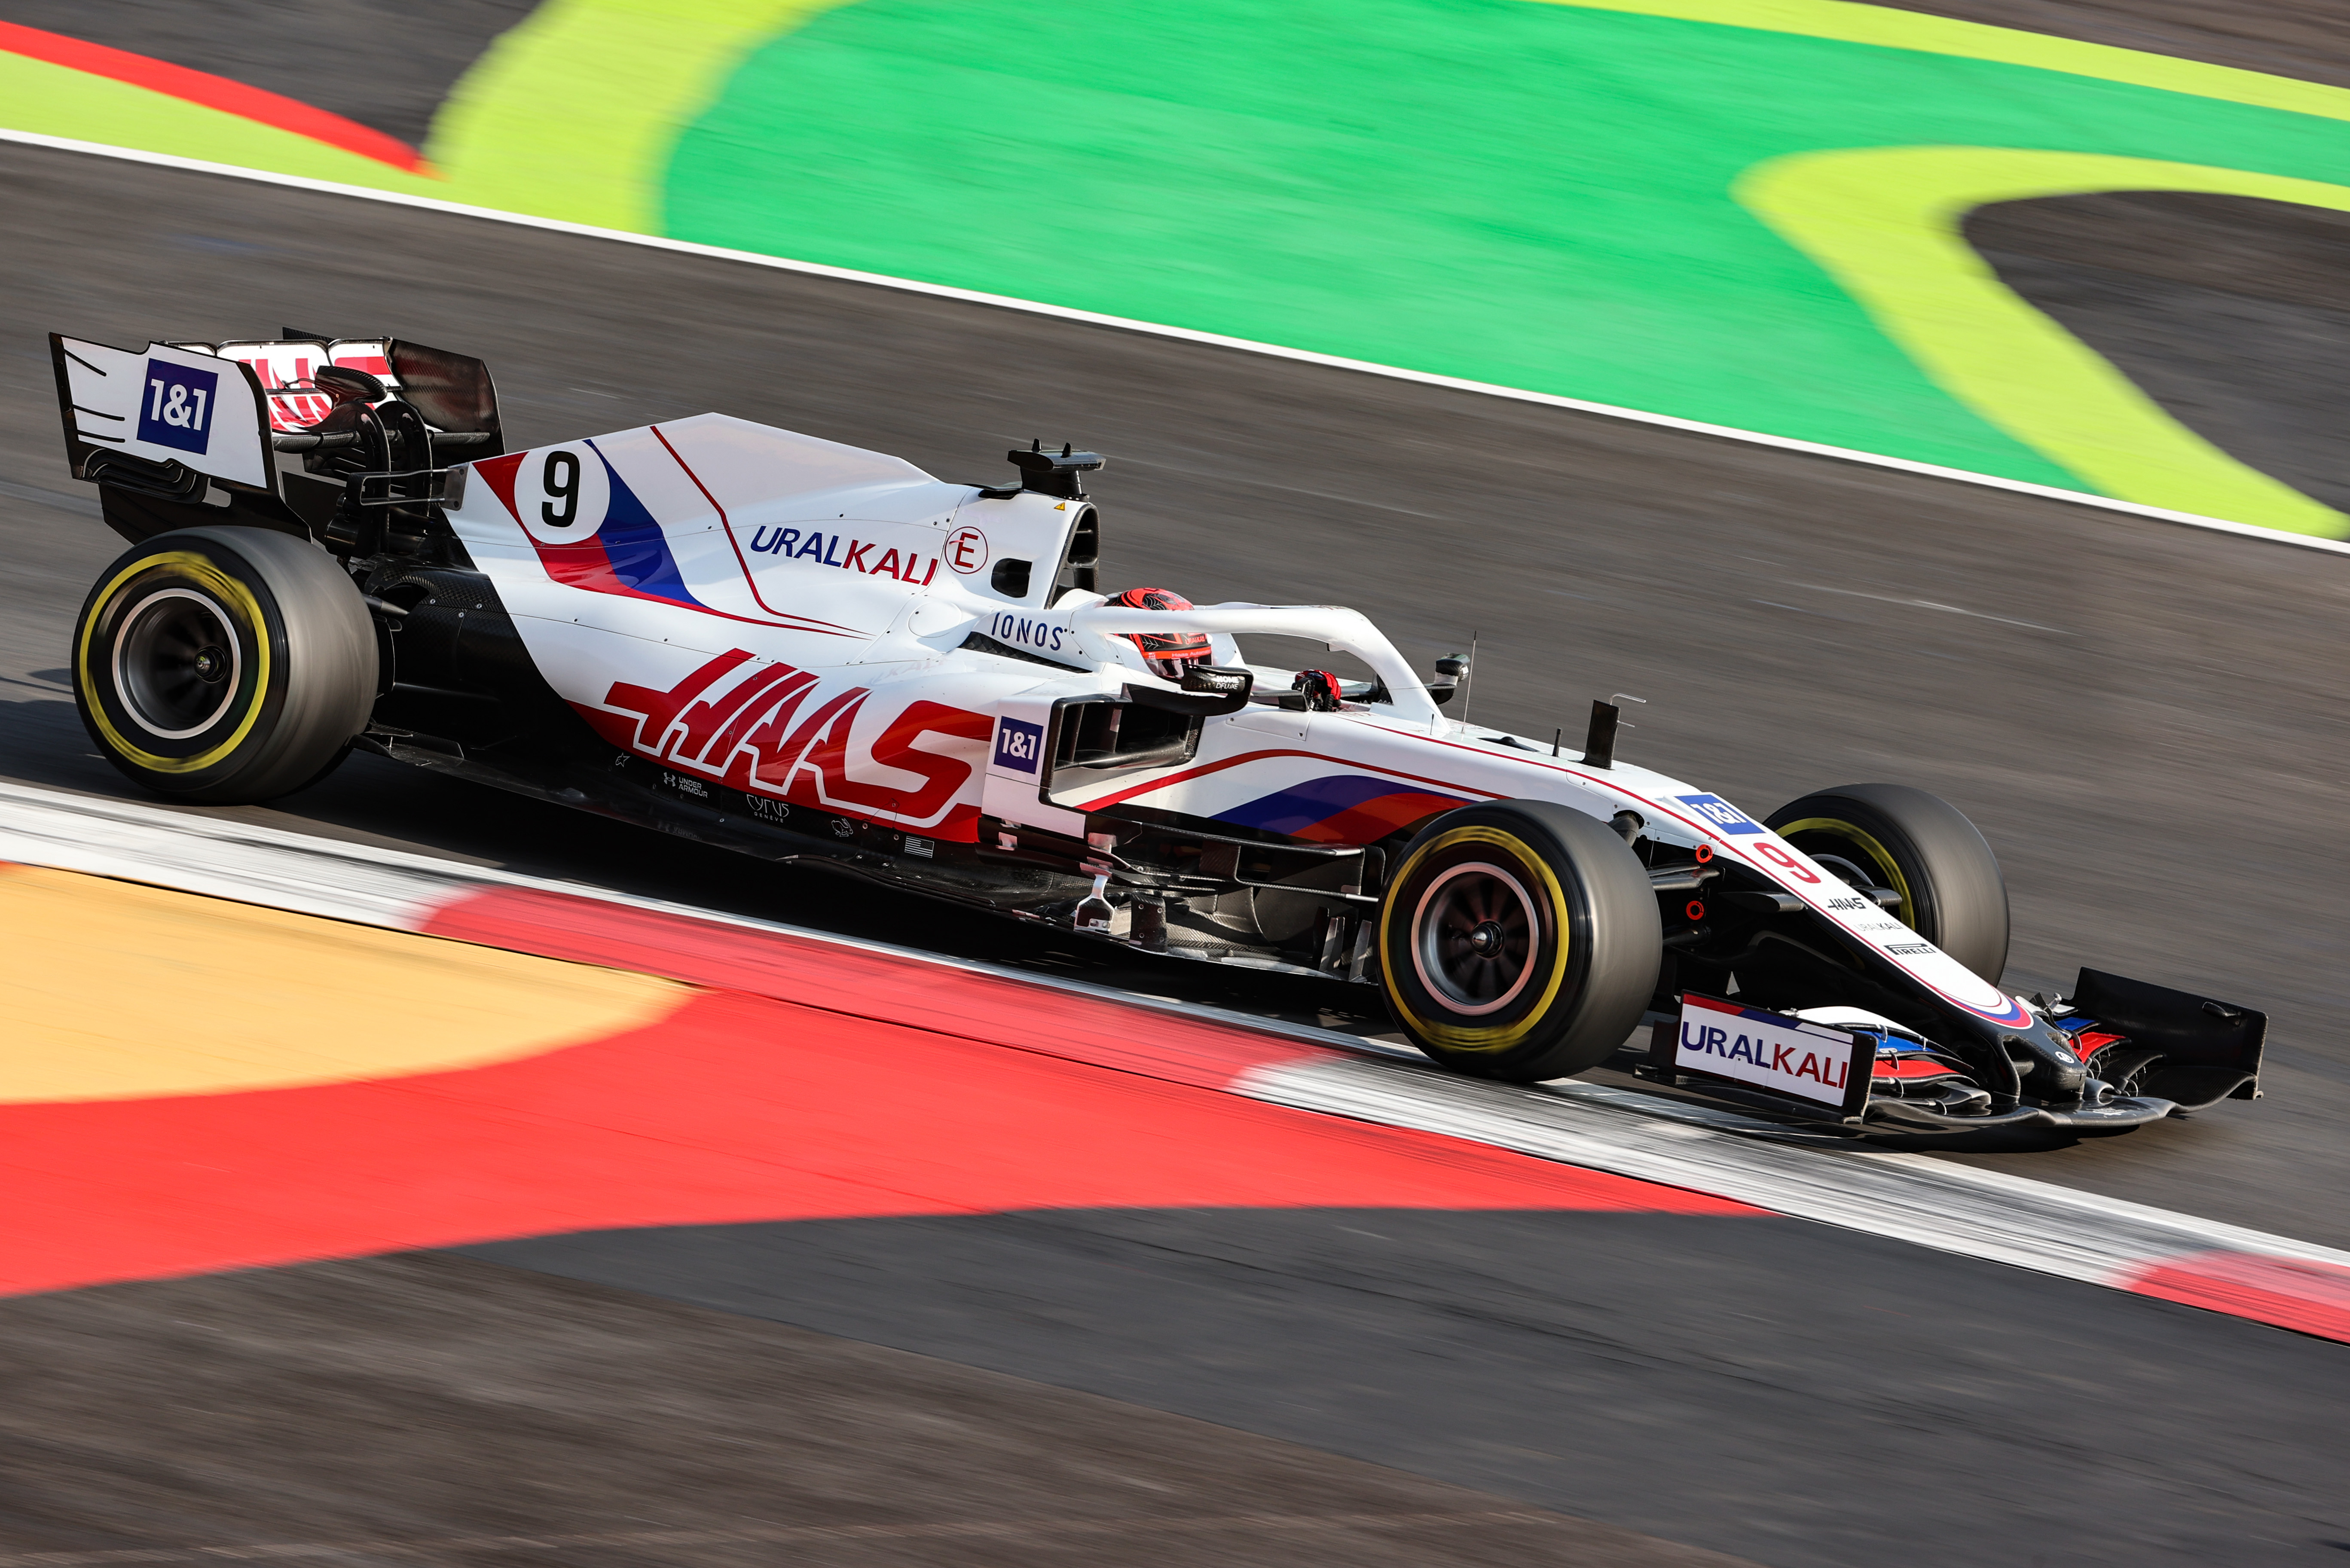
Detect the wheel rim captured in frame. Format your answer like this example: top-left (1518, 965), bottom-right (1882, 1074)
top-left (1411, 860), bottom-right (1538, 1015)
top-left (1811, 851), bottom-right (1879, 891)
top-left (110, 587), bottom-right (242, 740)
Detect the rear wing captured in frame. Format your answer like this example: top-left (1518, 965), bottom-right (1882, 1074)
top-left (52, 334), bottom-right (276, 503)
top-left (205, 335), bottom-right (502, 445)
top-left (49, 333), bottom-right (501, 547)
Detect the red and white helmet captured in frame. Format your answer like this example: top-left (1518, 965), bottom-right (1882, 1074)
top-left (1106, 586), bottom-right (1213, 680)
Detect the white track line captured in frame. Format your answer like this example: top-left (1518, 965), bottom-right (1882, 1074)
top-left (0, 779), bottom-right (1375, 1056)
top-left (1244, 1059), bottom-right (2350, 1283)
top-left (9, 127), bottom-right (2350, 561)
top-left (4, 777), bottom-right (2347, 1334)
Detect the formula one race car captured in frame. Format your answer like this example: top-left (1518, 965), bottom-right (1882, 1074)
top-left (46, 331), bottom-right (2267, 1139)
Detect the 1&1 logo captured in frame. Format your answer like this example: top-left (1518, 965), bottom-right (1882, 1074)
top-left (138, 359), bottom-right (220, 455)
top-left (993, 717), bottom-right (1044, 775)
top-left (1675, 793), bottom-right (1764, 835)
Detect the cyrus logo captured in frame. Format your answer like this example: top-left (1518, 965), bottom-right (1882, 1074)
top-left (943, 525), bottom-right (990, 575)
top-left (993, 717), bottom-right (1045, 775)
top-left (138, 358), bottom-right (219, 455)
top-left (1675, 793), bottom-right (1763, 836)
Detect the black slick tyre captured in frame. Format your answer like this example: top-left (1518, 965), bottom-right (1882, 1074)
top-left (1763, 783), bottom-right (2010, 983)
top-left (73, 526), bottom-right (378, 805)
top-left (1377, 800), bottom-right (1661, 1083)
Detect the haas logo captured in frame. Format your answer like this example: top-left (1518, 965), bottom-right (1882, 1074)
top-left (591, 650), bottom-right (993, 839)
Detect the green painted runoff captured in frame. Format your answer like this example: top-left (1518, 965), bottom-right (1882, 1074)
top-left (664, 0), bottom-right (2350, 500)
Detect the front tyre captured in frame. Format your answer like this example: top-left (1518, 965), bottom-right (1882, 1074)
top-left (1377, 800), bottom-right (1661, 1083)
top-left (1763, 783), bottom-right (2010, 984)
top-left (73, 527), bottom-right (378, 805)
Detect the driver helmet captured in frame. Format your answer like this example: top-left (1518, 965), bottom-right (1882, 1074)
top-left (1106, 586), bottom-right (1213, 680)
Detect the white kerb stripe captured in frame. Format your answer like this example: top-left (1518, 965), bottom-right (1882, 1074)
top-left (4, 778), bottom-right (2344, 1304)
top-left (1240, 1057), bottom-right (2350, 1284)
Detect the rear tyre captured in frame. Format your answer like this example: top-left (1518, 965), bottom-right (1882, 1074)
top-left (1377, 800), bottom-right (1661, 1082)
top-left (73, 526), bottom-right (378, 805)
top-left (1763, 783), bottom-right (2009, 984)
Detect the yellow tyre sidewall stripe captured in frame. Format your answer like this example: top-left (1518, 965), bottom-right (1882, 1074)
top-left (78, 549), bottom-right (272, 775)
top-left (1381, 823), bottom-right (1577, 1055)
top-left (1774, 814), bottom-right (1914, 927)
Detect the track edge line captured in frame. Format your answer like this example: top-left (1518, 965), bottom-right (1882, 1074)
top-left (7, 128), bottom-right (2350, 559)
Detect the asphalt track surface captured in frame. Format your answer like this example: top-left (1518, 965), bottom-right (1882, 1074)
top-left (1971, 192), bottom-right (2350, 516)
top-left (0, 1254), bottom-right (1751, 1568)
top-left (1907, 0), bottom-right (2350, 91)
top-left (4, 142), bottom-right (2350, 1564)
top-left (6, 138), bottom-right (2346, 1241)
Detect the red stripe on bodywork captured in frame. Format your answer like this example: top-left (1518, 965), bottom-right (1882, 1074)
top-left (1073, 748), bottom-right (1507, 813)
top-left (1871, 1059), bottom-right (1964, 1080)
top-left (648, 421), bottom-right (834, 628)
top-left (540, 542), bottom-right (636, 597)
top-left (1292, 790), bottom-right (1480, 845)
top-left (568, 699), bottom-right (642, 752)
top-left (2120, 1252), bottom-right (2350, 1344)
top-left (0, 21), bottom-right (430, 173)
top-left (471, 451), bottom-right (529, 519)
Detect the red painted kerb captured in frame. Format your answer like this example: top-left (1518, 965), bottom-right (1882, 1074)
top-left (0, 21), bottom-right (431, 174)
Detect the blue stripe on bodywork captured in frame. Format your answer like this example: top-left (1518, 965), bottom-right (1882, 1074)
top-left (1217, 774), bottom-right (1435, 837)
top-left (590, 442), bottom-right (704, 607)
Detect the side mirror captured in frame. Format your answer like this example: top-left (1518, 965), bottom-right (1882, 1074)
top-left (1127, 664), bottom-right (1252, 717)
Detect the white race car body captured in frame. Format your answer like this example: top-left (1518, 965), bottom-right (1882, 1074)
top-left (51, 331), bottom-right (2264, 1136)
top-left (441, 413), bottom-right (2035, 1033)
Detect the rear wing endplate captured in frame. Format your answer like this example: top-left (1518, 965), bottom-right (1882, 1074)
top-left (50, 334), bottom-right (277, 502)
